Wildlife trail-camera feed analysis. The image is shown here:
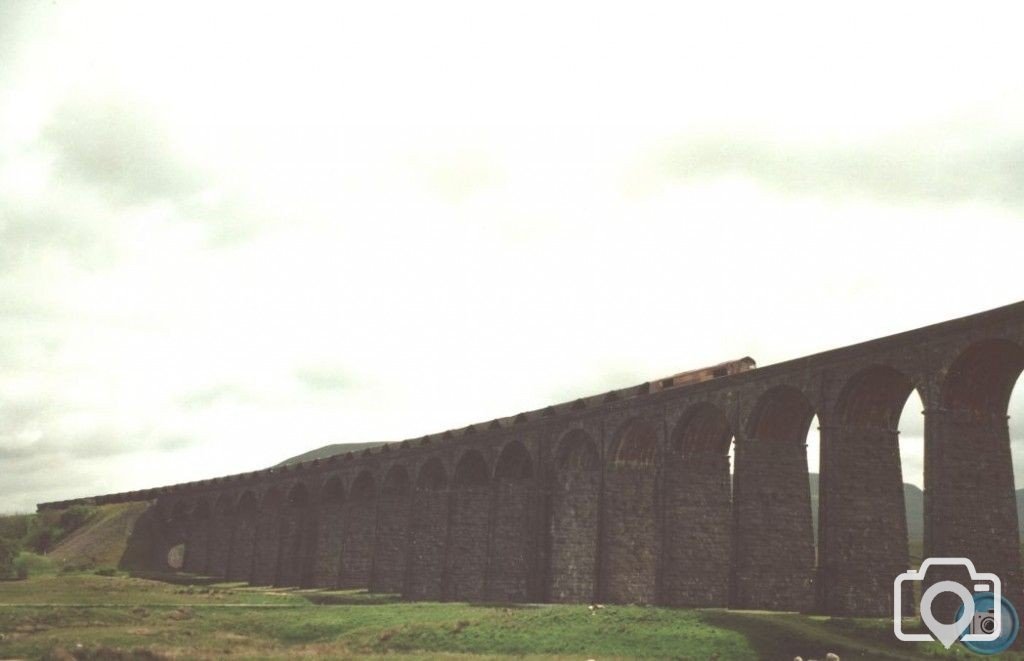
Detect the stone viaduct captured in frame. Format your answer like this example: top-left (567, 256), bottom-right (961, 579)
top-left (39, 301), bottom-right (1024, 617)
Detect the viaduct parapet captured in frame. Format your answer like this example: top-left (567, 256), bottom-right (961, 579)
top-left (39, 301), bottom-right (1024, 616)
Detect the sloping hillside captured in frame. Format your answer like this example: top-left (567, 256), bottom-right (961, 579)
top-left (273, 441), bottom-right (390, 467)
top-left (48, 501), bottom-right (151, 569)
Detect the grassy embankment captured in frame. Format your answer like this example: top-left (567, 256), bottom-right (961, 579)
top-left (0, 567), bottom-right (1003, 660)
top-left (1, 503), bottom-right (1019, 659)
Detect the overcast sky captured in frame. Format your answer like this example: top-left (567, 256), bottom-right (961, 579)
top-left (2, 1), bottom-right (1023, 513)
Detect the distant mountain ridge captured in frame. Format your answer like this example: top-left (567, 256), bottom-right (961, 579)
top-left (274, 441), bottom-right (390, 467)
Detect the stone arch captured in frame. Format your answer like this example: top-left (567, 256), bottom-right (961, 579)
top-left (818, 365), bottom-right (919, 616)
top-left (251, 486), bottom-right (284, 585)
top-left (277, 481), bottom-right (315, 587)
top-left (382, 464), bottom-right (411, 496)
top-left (837, 365), bottom-right (916, 427)
top-left (447, 449), bottom-right (492, 601)
top-left (673, 401), bottom-right (732, 459)
top-left (602, 417), bottom-right (660, 604)
top-left (548, 428), bottom-right (600, 603)
top-left (941, 338), bottom-right (1024, 415)
top-left (373, 464), bottom-right (412, 593)
top-left (417, 457), bottom-right (448, 490)
top-left (192, 498), bottom-right (211, 519)
top-left (407, 456), bottom-right (450, 600)
top-left (489, 440), bottom-right (538, 602)
top-left (206, 493), bottom-right (234, 578)
top-left (747, 384), bottom-right (817, 442)
top-left (164, 499), bottom-right (190, 571)
top-left (928, 339), bottom-right (1024, 609)
top-left (350, 471), bottom-right (377, 501)
top-left (321, 474), bottom-right (346, 504)
top-left (183, 497), bottom-right (212, 574)
top-left (663, 402), bottom-right (733, 606)
top-left (610, 418), bottom-right (658, 467)
top-left (171, 499), bottom-right (190, 522)
top-left (227, 490), bottom-right (259, 582)
top-left (312, 475), bottom-right (346, 588)
top-left (454, 450), bottom-right (490, 487)
top-left (237, 490), bottom-right (259, 513)
top-left (340, 470), bottom-right (378, 588)
top-left (287, 482), bottom-right (310, 507)
top-left (556, 428), bottom-right (599, 471)
top-left (733, 385), bottom-right (817, 611)
top-left (494, 441), bottom-right (533, 481)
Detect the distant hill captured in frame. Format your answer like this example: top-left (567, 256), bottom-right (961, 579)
top-left (273, 441), bottom-right (391, 467)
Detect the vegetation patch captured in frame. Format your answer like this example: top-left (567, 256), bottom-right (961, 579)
top-left (0, 573), bottom-right (1008, 659)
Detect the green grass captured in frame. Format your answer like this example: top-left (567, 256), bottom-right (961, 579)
top-left (0, 573), bottom-right (1017, 660)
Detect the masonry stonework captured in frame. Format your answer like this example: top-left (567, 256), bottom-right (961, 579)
top-left (41, 301), bottom-right (1024, 617)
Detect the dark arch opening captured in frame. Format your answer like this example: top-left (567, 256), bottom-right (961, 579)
top-left (495, 441), bottom-right (533, 481)
top-left (673, 402), bottom-right (732, 460)
top-left (215, 494), bottom-right (232, 516)
top-left (382, 465), bottom-right (411, 497)
top-left (192, 499), bottom-right (211, 520)
top-left (748, 385), bottom-right (817, 442)
top-left (171, 500), bottom-right (190, 522)
top-left (287, 482), bottom-right (309, 508)
top-left (261, 487), bottom-right (283, 511)
top-left (322, 475), bottom-right (345, 504)
top-left (454, 450), bottom-right (490, 488)
top-left (942, 339), bottom-right (1024, 415)
top-left (556, 429), bottom-right (599, 471)
top-left (237, 491), bottom-right (259, 515)
top-left (417, 458), bottom-right (448, 491)
top-left (837, 365), bottom-right (915, 427)
top-left (350, 471), bottom-right (377, 502)
top-left (611, 418), bottom-right (658, 467)
top-left (733, 385), bottom-right (818, 611)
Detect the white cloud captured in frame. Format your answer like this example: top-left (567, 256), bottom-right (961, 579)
top-left (1, 1), bottom-right (1024, 511)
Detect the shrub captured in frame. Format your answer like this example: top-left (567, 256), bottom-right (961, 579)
top-left (24, 523), bottom-right (63, 554)
top-left (0, 537), bottom-right (18, 580)
top-left (59, 505), bottom-right (96, 534)
top-left (15, 551), bottom-right (57, 578)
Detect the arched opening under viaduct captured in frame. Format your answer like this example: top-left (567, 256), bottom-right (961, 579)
top-left (819, 365), bottom-right (919, 616)
top-left (165, 500), bottom-right (189, 571)
top-left (251, 487), bottom-right (283, 586)
top-left (205, 493), bottom-right (234, 578)
top-left (372, 465), bottom-right (412, 593)
top-left (446, 450), bottom-right (491, 602)
top-left (227, 490), bottom-right (258, 582)
top-left (312, 475), bottom-right (345, 588)
top-left (276, 482), bottom-right (314, 588)
top-left (488, 440), bottom-right (536, 602)
top-left (664, 402), bottom-right (732, 606)
top-left (602, 418), bottom-right (659, 604)
top-left (733, 385), bottom-right (817, 611)
top-left (183, 498), bottom-right (210, 574)
top-left (548, 429), bottom-right (600, 603)
top-left (927, 339), bottom-right (1024, 610)
top-left (406, 457), bottom-right (449, 600)
top-left (340, 470), bottom-right (377, 589)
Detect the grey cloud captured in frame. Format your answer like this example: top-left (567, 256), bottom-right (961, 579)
top-left (652, 119), bottom-right (1024, 209)
top-left (43, 98), bottom-right (206, 205)
top-left (294, 365), bottom-right (358, 392)
top-left (179, 383), bottom-right (255, 409)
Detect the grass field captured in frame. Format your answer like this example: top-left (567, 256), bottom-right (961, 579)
top-left (0, 563), bottom-right (1010, 660)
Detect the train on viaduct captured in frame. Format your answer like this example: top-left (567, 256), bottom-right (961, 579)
top-left (40, 301), bottom-right (1024, 617)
